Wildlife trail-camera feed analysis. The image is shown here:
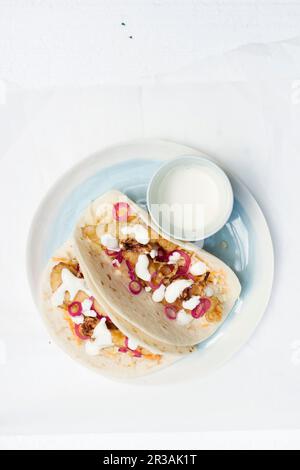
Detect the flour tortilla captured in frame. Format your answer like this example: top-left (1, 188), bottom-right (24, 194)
top-left (39, 240), bottom-right (181, 379)
top-left (84, 270), bottom-right (194, 355)
top-left (73, 190), bottom-right (241, 348)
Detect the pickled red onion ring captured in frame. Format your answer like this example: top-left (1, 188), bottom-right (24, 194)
top-left (68, 301), bottom-right (82, 317)
top-left (128, 280), bottom-right (142, 295)
top-left (94, 309), bottom-right (108, 321)
top-left (74, 324), bottom-right (89, 340)
top-left (191, 298), bottom-right (211, 318)
top-left (126, 260), bottom-right (136, 281)
top-left (133, 350), bottom-right (142, 358)
top-left (118, 346), bottom-right (128, 353)
top-left (170, 250), bottom-right (191, 276)
top-left (156, 247), bottom-right (169, 262)
top-left (126, 260), bottom-right (133, 271)
top-left (164, 305), bottom-right (178, 320)
top-left (105, 248), bottom-right (118, 256)
top-left (113, 202), bottom-right (131, 222)
top-left (106, 249), bottom-right (123, 264)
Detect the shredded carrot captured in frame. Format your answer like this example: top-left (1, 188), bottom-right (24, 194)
top-left (63, 311), bottom-right (81, 345)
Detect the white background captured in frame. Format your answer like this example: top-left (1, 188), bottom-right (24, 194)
top-left (1, 0), bottom-right (300, 88)
top-left (1, 0), bottom-right (300, 450)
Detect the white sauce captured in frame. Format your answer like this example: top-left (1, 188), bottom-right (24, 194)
top-left (204, 285), bottom-right (214, 297)
top-left (127, 336), bottom-right (139, 350)
top-left (82, 298), bottom-right (97, 318)
top-left (52, 269), bottom-right (91, 306)
top-left (71, 314), bottom-right (85, 325)
top-left (164, 279), bottom-right (193, 304)
top-left (176, 309), bottom-right (193, 326)
top-left (85, 318), bottom-right (113, 356)
top-left (82, 298), bottom-right (93, 311)
top-left (100, 233), bottom-right (120, 251)
top-left (189, 260), bottom-right (207, 276)
top-left (152, 284), bottom-right (166, 302)
top-left (135, 254), bottom-right (151, 281)
top-left (168, 251), bottom-right (181, 264)
top-left (182, 295), bottom-right (200, 310)
top-left (150, 248), bottom-right (158, 259)
top-left (155, 162), bottom-right (231, 238)
top-left (121, 224), bottom-right (150, 245)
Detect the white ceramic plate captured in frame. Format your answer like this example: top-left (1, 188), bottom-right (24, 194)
top-left (27, 139), bottom-right (274, 383)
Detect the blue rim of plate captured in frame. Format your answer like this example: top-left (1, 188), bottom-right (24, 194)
top-left (27, 140), bottom-right (274, 380)
top-left (43, 158), bottom-right (255, 352)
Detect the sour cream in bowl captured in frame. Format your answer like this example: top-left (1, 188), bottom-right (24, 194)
top-left (147, 155), bottom-right (233, 241)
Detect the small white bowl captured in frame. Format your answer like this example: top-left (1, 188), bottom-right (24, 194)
top-left (147, 155), bottom-right (234, 241)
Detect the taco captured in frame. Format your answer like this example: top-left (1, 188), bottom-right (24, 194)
top-left (39, 240), bottom-right (183, 378)
top-left (73, 190), bottom-right (241, 349)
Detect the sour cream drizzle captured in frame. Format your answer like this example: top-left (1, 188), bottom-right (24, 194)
top-left (189, 260), bottom-right (207, 276)
top-left (204, 285), bottom-right (214, 297)
top-left (71, 315), bottom-right (84, 325)
top-left (100, 233), bottom-right (120, 251)
top-left (121, 224), bottom-right (150, 245)
top-left (152, 284), bottom-right (166, 302)
top-left (176, 309), bottom-right (193, 325)
top-left (182, 295), bottom-right (200, 310)
top-left (85, 318), bottom-right (113, 355)
top-left (81, 298), bottom-right (97, 317)
top-left (135, 254), bottom-right (151, 281)
top-left (52, 269), bottom-right (91, 307)
top-left (168, 251), bottom-right (181, 264)
top-left (127, 336), bottom-right (139, 350)
top-left (150, 248), bottom-right (158, 259)
top-left (164, 279), bottom-right (193, 304)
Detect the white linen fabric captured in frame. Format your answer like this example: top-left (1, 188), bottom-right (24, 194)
top-left (0, 37), bottom-right (299, 435)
